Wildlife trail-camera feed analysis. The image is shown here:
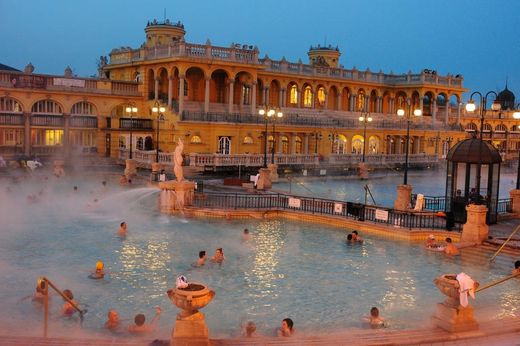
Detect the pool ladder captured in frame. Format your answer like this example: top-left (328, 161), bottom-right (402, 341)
top-left (37, 277), bottom-right (86, 338)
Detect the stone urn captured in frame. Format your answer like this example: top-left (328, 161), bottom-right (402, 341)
top-left (167, 282), bottom-right (215, 345)
top-left (432, 274), bottom-right (479, 332)
top-left (53, 160), bottom-right (65, 178)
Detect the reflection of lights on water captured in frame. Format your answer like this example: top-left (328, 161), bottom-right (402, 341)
top-left (245, 220), bottom-right (285, 299)
top-left (116, 240), bottom-right (171, 292)
top-left (496, 291), bottom-right (520, 318)
top-left (382, 269), bottom-right (417, 309)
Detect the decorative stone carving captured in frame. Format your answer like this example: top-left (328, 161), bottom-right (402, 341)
top-left (174, 138), bottom-right (184, 182)
top-left (461, 204), bottom-right (489, 244)
top-left (394, 184), bottom-right (412, 211)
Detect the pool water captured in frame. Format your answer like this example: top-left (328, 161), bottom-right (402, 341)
top-left (274, 169), bottom-right (518, 207)
top-left (0, 176), bottom-right (518, 339)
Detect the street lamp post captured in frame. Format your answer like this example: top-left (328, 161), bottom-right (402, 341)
top-left (152, 101), bottom-right (166, 163)
top-left (397, 99), bottom-right (422, 185)
top-left (513, 107), bottom-right (520, 189)
top-left (465, 91), bottom-right (501, 194)
top-left (125, 105), bottom-right (138, 159)
top-left (358, 113), bottom-right (373, 162)
top-left (258, 106), bottom-right (276, 168)
top-left (271, 109), bottom-right (283, 164)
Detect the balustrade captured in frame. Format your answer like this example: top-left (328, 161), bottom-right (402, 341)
top-left (0, 113), bottom-right (24, 125)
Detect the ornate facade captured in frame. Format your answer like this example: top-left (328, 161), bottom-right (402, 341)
top-left (0, 19), bottom-right (519, 166)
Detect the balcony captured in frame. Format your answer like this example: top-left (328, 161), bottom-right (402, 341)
top-left (0, 71), bottom-right (140, 96)
top-left (0, 113), bottom-right (24, 126)
top-left (31, 115), bottom-right (64, 127)
top-left (119, 118), bottom-right (153, 130)
top-left (70, 116), bottom-right (98, 128)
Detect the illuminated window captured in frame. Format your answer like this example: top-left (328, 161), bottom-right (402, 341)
top-left (242, 85), bottom-right (250, 105)
top-left (32, 100), bottom-right (63, 114)
top-left (0, 129), bottom-right (23, 145)
top-left (289, 85), bottom-right (298, 104)
top-left (317, 87), bottom-right (326, 106)
top-left (190, 135), bottom-right (202, 144)
top-left (303, 86), bottom-right (313, 108)
top-left (45, 130), bottom-right (64, 145)
top-left (357, 91), bottom-right (365, 111)
top-left (281, 136), bottom-right (289, 153)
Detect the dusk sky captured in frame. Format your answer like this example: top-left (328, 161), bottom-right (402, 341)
top-left (2, 0), bottom-right (519, 103)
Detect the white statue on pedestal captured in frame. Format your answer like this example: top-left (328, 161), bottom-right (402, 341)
top-left (174, 138), bottom-right (184, 182)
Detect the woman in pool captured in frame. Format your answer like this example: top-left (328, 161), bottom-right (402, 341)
top-left (363, 307), bottom-right (386, 328)
top-left (62, 289), bottom-right (78, 317)
top-left (89, 261), bottom-right (105, 279)
top-left (211, 248), bottom-right (225, 263)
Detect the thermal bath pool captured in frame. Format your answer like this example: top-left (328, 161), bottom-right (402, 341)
top-left (0, 176), bottom-right (518, 340)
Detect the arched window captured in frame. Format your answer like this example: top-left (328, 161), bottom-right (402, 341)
top-left (465, 123), bottom-right (477, 131)
top-left (317, 87), bottom-right (326, 106)
top-left (190, 135), bottom-right (202, 144)
top-left (303, 86), bottom-right (313, 108)
top-left (281, 136), bottom-right (289, 154)
top-left (31, 100), bottom-right (63, 114)
top-left (71, 101), bottom-right (96, 115)
top-left (495, 124), bottom-right (507, 132)
top-left (483, 123), bottom-right (492, 132)
top-left (336, 135), bottom-right (347, 154)
top-left (0, 97), bottom-right (22, 112)
top-left (369, 136), bottom-right (380, 153)
top-left (137, 137), bottom-right (144, 150)
top-left (357, 90), bottom-right (366, 111)
top-left (289, 85), bottom-right (298, 105)
top-left (218, 136), bottom-right (231, 154)
top-left (243, 135), bottom-right (253, 144)
top-left (294, 136), bottom-right (302, 154)
top-left (242, 85), bottom-right (251, 105)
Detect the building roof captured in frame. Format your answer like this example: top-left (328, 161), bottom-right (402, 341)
top-left (0, 63), bottom-right (20, 72)
top-left (447, 138), bottom-right (502, 164)
top-left (497, 84), bottom-right (515, 110)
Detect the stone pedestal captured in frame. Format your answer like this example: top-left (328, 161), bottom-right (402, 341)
top-left (256, 168), bottom-right (272, 190)
top-left (167, 282), bottom-right (215, 346)
top-left (53, 160), bottom-right (65, 178)
top-left (268, 163), bottom-right (279, 183)
top-left (394, 184), bottom-right (412, 211)
top-left (432, 274), bottom-right (479, 332)
top-left (158, 180), bottom-right (196, 213)
top-left (124, 159), bottom-right (137, 178)
top-left (461, 204), bottom-right (489, 244)
top-left (358, 162), bottom-right (369, 180)
top-left (510, 189), bottom-right (520, 215)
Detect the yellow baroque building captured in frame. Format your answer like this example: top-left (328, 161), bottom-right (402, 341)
top-left (1, 19), bottom-right (519, 169)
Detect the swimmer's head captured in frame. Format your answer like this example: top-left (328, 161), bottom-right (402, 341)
top-left (134, 313), bottom-right (145, 326)
top-left (245, 321), bottom-right (256, 336)
top-left (370, 307), bottom-right (379, 317)
top-left (352, 231), bottom-right (359, 235)
top-left (108, 309), bottom-right (119, 322)
top-left (347, 234), bottom-right (353, 241)
top-left (120, 222), bottom-right (127, 228)
top-left (243, 228), bottom-right (249, 234)
top-left (73, 186), bottom-right (78, 191)
top-left (96, 261), bottom-right (104, 270)
top-left (446, 237), bottom-right (452, 243)
top-left (102, 181), bottom-right (107, 186)
top-left (199, 251), bottom-right (206, 259)
top-left (515, 260), bottom-right (520, 269)
top-left (63, 289), bottom-right (74, 300)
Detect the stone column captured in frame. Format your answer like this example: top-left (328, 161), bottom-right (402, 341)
top-left (394, 184), bottom-right (412, 211)
top-left (461, 204), bottom-right (489, 244)
top-left (265, 87), bottom-right (270, 105)
top-left (24, 112), bottom-right (31, 157)
top-left (278, 88), bottom-right (283, 107)
top-left (228, 81), bottom-right (234, 113)
top-left (432, 102), bottom-right (437, 127)
top-left (256, 167), bottom-right (272, 190)
top-left (510, 189), bottom-right (520, 214)
top-left (204, 77), bottom-right (210, 114)
top-left (281, 88), bottom-right (286, 107)
top-left (251, 82), bottom-right (257, 114)
top-left (350, 95), bottom-right (356, 112)
top-left (63, 113), bottom-right (70, 159)
top-left (445, 101), bottom-right (450, 123)
top-left (239, 83), bottom-right (245, 107)
top-left (154, 77), bottom-right (159, 100)
top-left (365, 96), bottom-right (370, 112)
top-left (168, 76), bottom-right (173, 107)
top-left (457, 103), bottom-right (461, 125)
top-left (337, 93), bottom-right (342, 111)
top-left (178, 75), bottom-right (185, 116)
top-left (296, 88), bottom-right (301, 108)
top-left (303, 134), bottom-right (309, 154)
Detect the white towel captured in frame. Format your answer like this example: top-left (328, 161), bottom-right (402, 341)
top-left (456, 272), bottom-right (475, 307)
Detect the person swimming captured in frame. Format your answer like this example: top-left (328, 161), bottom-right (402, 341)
top-left (118, 222), bottom-right (128, 237)
top-left (193, 251), bottom-right (206, 267)
top-left (211, 248), bottom-right (225, 263)
top-left (105, 309), bottom-right (121, 331)
top-left (363, 307), bottom-right (386, 328)
top-left (89, 261), bottom-right (105, 279)
top-left (62, 289), bottom-right (78, 317)
top-left (127, 307), bottom-right (161, 334)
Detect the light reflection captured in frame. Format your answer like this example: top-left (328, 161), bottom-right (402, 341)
top-left (245, 220), bottom-right (285, 300)
top-left (382, 269), bottom-right (417, 309)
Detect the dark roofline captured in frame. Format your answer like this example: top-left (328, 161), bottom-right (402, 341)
top-left (0, 63), bottom-right (21, 72)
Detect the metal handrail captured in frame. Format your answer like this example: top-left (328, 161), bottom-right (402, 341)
top-left (489, 224), bottom-right (520, 262)
top-left (475, 272), bottom-right (520, 293)
top-left (38, 277), bottom-right (86, 337)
